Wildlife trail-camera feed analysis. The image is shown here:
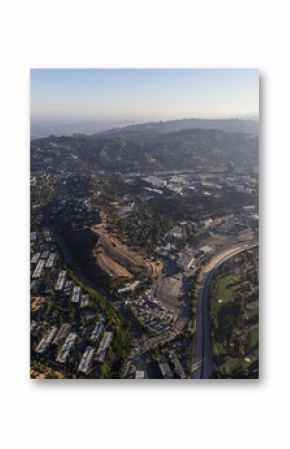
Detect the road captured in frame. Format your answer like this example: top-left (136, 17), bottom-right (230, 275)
top-left (191, 241), bottom-right (258, 379)
top-left (122, 314), bottom-right (186, 377)
top-left (52, 223), bottom-right (257, 379)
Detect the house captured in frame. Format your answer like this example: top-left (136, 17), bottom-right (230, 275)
top-left (78, 346), bottom-right (95, 374)
top-left (56, 332), bottom-right (78, 363)
top-left (157, 357), bottom-right (174, 379)
top-left (30, 232), bottom-right (37, 242)
top-left (117, 280), bottom-right (141, 294)
top-left (32, 259), bottom-right (46, 279)
top-left (35, 326), bottom-right (58, 354)
top-left (52, 323), bottom-right (71, 345)
top-left (90, 322), bottom-right (104, 342)
top-left (95, 332), bottom-right (113, 363)
top-left (80, 294), bottom-right (90, 308)
top-left (71, 286), bottom-right (81, 303)
top-left (31, 252), bottom-right (41, 264)
top-left (55, 270), bottom-right (67, 291)
top-left (45, 252), bottom-right (56, 268)
top-left (169, 351), bottom-right (187, 379)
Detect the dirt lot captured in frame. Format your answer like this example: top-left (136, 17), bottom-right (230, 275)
top-left (30, 366), bottom-right (66, 379)
top-left (91, 228), bottom-right (162, 279)
top-left (31, 296), bottom-right (46, 312)
top-left (155, 273), bottom-right (184, 310)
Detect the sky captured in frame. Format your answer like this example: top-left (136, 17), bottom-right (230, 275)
top-left (30, 69), bottom-right (259, 122)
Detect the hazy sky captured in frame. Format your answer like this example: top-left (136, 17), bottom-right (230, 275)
top-left (30, 69), bottom-right (259, 121)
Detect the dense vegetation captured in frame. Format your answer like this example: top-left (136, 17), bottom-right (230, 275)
top-left (209, 249), bottom-right (259, 378)
top-left (107, 190), bottom-right (257, 252)
top-left (31, 126), bottom-right (258, 174)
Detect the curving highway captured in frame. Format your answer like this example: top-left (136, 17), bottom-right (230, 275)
top-left (191, 241), bottom-right (258, 379)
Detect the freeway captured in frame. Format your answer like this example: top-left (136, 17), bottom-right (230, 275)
top-left (191, 241), bottom-right (258, 379)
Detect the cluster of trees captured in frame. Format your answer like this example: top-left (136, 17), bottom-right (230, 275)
top-left (68, 272), bottom-right (134, 379)
top-left (31, 125), bottom-right (259, 175)
top-left (106, 184), bottom-right (257, 254)
top-left (97, 126), bottom-right (259, 172)
top-left (209, 250), bottom-right (259, 379)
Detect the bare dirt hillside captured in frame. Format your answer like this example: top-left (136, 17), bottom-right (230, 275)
top-left (64, 224), bottom-right (163, 282)
top-left (92, 230), bottom-right (158, 279)
top-left (31, 296), bottom-right (46, 312)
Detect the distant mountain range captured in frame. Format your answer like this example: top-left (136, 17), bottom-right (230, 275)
top-left (99, 118), bottom-right (259, 138)
top-left (31, 118), bottom-right (259, 174)
top-left (30, 118), bottom-right (135, 140)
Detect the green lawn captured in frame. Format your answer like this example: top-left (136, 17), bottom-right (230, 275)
top-left (211, 259), bottom-right (259, 378)
top-left (245, 327), bottom-right (259, 354)
top-left (215, 274), bottom-right (238, 304)
top-left (245, 299), bottom-right (259, 321)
